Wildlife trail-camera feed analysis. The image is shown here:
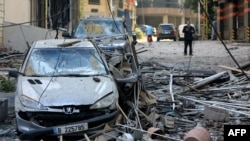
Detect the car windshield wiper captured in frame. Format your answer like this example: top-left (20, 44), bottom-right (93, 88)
top-left (53, 74), bottom-right (91, 77)
top-left (26, 74), bottom-right (47, 77)
top-left (92, 73), bottom-right (106, 76)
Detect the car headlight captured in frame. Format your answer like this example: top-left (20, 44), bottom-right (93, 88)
top-left (20, 95), bottom-right (47, 110)
top-left (90, 94), bottom-right (116, 109)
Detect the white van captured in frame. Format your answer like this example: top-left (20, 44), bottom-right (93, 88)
top-left (178, 24), bottom-right (196, 40)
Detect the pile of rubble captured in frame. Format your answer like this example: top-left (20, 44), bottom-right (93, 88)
top-left (82, 60), bottom-right (250, 141)
top-left (133, 60), bottom-right (250, 141)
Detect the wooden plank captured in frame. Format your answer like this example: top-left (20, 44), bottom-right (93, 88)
top-left (217, 65), bottom-right (250, 74)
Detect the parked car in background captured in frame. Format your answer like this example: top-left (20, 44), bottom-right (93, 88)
top-left (156, 23), bottom-right (177, 41)
top-left (178, 23), bottom-right (197, 40)
top-left (62, 16), bottom-right (138, 66)
top-left (9, 39), bottom-right (120, 139)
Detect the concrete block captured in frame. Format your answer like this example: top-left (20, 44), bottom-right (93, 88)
top-left (0, 98), bottom-right (8, 122)
top-left (203, 106), bottom-right (229, 122)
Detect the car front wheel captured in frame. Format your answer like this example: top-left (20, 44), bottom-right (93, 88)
top-left (157, 38), bottom-right (160, 42)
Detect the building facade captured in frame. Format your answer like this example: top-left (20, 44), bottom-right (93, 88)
top-left (4, 0), bottom-right (135, 30)
top-left (215, 0), bottom-right (250, 42)
top-left (0, 0), bottom-right (3, 45)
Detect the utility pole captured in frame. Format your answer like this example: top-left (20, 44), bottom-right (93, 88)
top-left (204, 0), bottom-right (208, 39)
top-left (198, 1), bottom-right (201, 36)
top-left (200, 0), bottom-right (208, 39)
top-left (110, 0), bottom-right (114, 16)
top-left (141, 0), bottom-right (145, 24)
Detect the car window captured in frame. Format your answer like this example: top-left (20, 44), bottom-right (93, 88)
top-left (24, 48), bottom-right (107, 76)
top-left (160, 25), bottom-right (173, 30)
top-left (74, 19), bottom-right (125, 38)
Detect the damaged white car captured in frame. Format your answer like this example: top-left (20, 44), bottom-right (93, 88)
top-left (9, 39), bottom-right (120, 139)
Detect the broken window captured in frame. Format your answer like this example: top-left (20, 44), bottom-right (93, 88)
top-left (24, 48), bottom-right (106, 76)
top-left (74, 19), bottom-right (125, 38)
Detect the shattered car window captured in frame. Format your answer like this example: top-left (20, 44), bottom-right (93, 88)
top-left (24, 48), bottom-right (107, 76)
top-left (74, 19), bottom-right (125, 38)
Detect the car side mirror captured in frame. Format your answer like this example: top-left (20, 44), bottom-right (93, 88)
top-left (9, 70), bottom-right (20, 78)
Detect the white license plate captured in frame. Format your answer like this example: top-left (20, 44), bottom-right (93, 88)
top-left (164, 31), bottom-right (170, 34)
top-left (54, 123), bottom-right (88, 135)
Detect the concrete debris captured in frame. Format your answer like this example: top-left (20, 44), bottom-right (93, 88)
top-left (204, 106), bottom-right (229, 122)
top-left (0, 98), bottom-right (8, 122)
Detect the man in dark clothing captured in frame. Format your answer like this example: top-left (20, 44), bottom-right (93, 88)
top-left (182, 21), bottom-right (195, 56)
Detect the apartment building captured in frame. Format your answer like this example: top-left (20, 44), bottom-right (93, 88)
top-left (215, 0), bottom-right (250, 42)
top-left (4, 0), bottom-right (135, 29)
top-left (2, 0), bottom-right (136, 50)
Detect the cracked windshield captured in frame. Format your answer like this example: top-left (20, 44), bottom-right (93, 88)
top-left (24, 48), bottom-right (106, 76)
top-left (74, 19), bottom-right (125, 38)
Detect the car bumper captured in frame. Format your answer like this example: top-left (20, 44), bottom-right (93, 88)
top-left (157, 34), bottom-right (176, 39)
top-left (17, 110), bottom-right (118, 139)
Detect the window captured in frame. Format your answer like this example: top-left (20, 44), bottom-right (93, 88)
top-left (119, 0), bottom-right (123, 8)
top-left (91, 9), bottom-right (98, 13)
top-left (88, 0), bottom-right (100, 5)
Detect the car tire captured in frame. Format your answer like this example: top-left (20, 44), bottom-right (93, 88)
top-left (173, 38), bottom-right (176, 41)
top-left (157, 38), bottom-right (160, 42)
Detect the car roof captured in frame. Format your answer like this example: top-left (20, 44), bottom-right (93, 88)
top-left (32, 39), bottom-right (95, 49)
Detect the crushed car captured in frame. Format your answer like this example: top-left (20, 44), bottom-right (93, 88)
top-left (8, 39), bottom-right (128, 139)
top-left (62, 16), bottom-right (138, 66)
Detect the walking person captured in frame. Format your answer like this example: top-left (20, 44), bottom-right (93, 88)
top-left (182, 21), bottom-right (195, 56)
top-left (146, 25), bottom-right (153, 46)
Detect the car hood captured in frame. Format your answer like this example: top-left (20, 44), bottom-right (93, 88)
top-left (97, 39), bottom-right (127, 49)
top-left (20, 76), bottom-right (116, 106)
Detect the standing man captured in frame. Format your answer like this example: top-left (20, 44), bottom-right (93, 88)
top-left (146, 25), bottom-right (153, 46)
top-left (182, 21), bottom-right (195, 56)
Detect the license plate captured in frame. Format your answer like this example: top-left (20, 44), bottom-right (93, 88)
top-left (53, 123), bottom-right (88, 135)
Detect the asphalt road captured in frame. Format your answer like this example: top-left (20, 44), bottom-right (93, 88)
top-left (136, 37), bottom-right (250, 73)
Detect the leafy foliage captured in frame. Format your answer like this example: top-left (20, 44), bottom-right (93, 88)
top-left (134, 27), bottom-right (145, 39)
top-left (0, 76), bottom-right (15, 92)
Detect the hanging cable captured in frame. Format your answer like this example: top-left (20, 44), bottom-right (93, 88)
top-left (1, 0), bottom-right (77, 28)
top-left (197, 0), bottom-right (249, 80)
top-left (106, 0), bottom-right (122, 34)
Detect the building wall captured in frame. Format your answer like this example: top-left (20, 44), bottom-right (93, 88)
top-left (5, 0), bottom-right (30, 24)
top-left (3, 22), bottom-right (63, 53)
top-left (217, 0), bottom-right (249, 41)
top-left (82, 0), bottom-right (110, 17)
top-left (0, 0), bottom-right (4, 45)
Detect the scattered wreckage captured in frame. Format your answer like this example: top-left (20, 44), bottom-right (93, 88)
top-left (1, 39), bottom-right (250, 140)
top-left (1, 15), bottom-right (250, 141)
